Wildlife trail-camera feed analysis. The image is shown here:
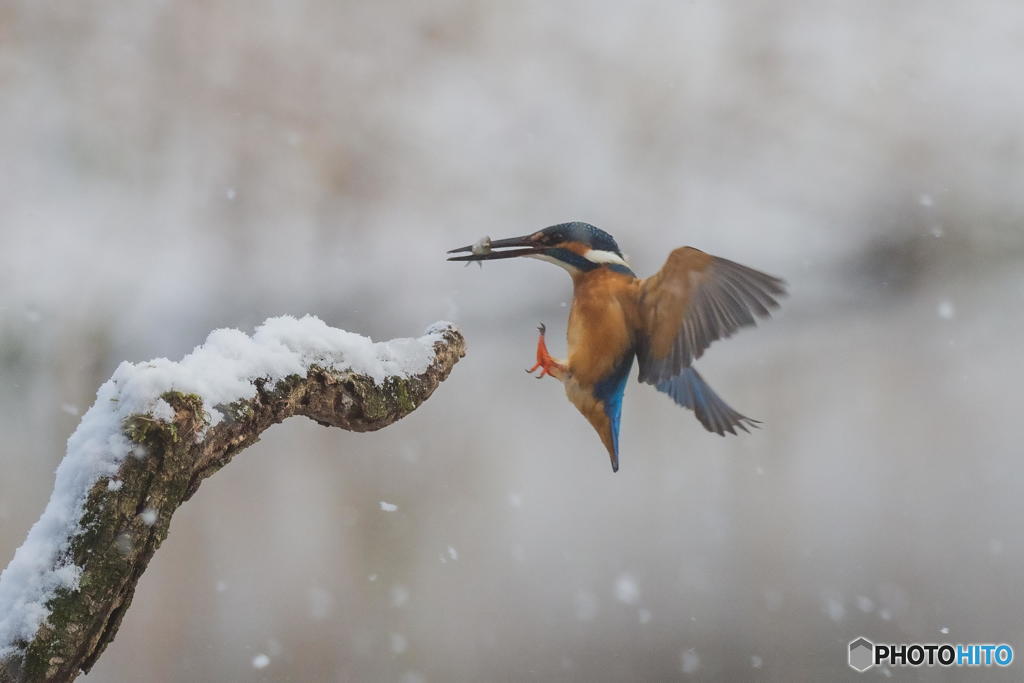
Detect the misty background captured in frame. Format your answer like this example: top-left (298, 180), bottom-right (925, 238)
top-left (2, 1), bottom-right (1023, 680)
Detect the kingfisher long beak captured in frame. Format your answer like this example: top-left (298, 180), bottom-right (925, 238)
top-left (447, 235), bottom-right (545, 262)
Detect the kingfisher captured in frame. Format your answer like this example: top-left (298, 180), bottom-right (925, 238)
top-left (448, 222), bottom-right (786, 472)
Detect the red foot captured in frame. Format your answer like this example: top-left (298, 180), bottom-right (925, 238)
top-left (525, 323), bottom-right (565, 379)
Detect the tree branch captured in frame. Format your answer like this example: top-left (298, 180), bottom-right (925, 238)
top-left (0, 319), bottom-right (465, 683)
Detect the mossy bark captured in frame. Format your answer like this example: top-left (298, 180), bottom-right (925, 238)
top-left (0, 326), bottom-right (465, 683)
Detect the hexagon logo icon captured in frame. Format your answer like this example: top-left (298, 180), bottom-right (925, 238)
top-left (849, 637), bottom-right (875, 672)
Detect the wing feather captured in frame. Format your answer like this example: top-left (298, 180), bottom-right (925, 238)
top-left (656, 368), bottom-right (760, 435)
top-left (637, 247), bottom-right (785, 384)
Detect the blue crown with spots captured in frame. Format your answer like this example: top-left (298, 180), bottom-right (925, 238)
top-left (541, 222), bottom-right (623, 256)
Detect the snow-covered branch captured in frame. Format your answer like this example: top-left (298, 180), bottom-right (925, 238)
top-left (0, 316), bottom-right (465, 683)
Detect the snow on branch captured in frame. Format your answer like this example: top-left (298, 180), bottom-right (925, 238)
top-left (0, 316), bottom-right (465, 683)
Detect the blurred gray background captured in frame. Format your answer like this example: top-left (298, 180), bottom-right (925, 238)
top-left (2, 1), bottom-right (1023, 680)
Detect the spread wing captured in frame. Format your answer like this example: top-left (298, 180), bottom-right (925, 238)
top-left (636, 247), bottom-right (786, 385)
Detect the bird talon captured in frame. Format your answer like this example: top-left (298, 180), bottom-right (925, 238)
top-left (525, 361), bottom-right (548, 378)
top-left (527, 325), bottom-right (564, 380)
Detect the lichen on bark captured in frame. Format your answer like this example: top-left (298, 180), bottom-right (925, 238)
top-left (0, 325), bottom-right (465, 683)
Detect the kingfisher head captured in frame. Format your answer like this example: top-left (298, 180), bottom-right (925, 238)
top-left (447, 222), bottom-right (633, 276)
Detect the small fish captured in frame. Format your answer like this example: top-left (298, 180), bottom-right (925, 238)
top-left (464, 236), bottom-right (492, 269)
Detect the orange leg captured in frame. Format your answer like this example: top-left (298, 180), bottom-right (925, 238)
top-left (525, 323), bottom-right (566, 379)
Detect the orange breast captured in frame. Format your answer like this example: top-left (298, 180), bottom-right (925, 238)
top-left (566, 269), bottom-right (640, 387)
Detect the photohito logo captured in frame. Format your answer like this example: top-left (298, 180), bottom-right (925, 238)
top-left (848, 637), bottom-right (1013, 672)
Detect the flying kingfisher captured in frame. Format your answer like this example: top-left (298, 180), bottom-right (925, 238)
top-left (448, 222), bottom-right (786, 472)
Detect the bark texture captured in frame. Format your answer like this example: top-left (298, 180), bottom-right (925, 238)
top-left (0, 325), bottom-right (465, 683)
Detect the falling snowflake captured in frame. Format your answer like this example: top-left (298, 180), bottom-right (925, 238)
top-left (614, 574), bottom-right (640, 605)
top-left (937, 300), bottom-right (955, 320)
top-left (856, 595), bottom-right (875, 613)
top-left (681, 649), bottom-right (700, 674)
top-left (390, 584), bottom-right (410, 607)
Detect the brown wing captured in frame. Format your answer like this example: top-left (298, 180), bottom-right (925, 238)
top-left (636, 247), bottom-right (785, 385)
